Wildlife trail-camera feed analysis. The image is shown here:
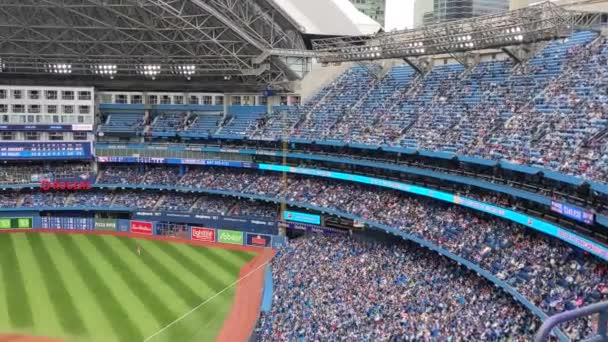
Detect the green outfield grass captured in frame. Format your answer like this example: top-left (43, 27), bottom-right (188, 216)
top-left (0, 233), bottom-right (256, 342)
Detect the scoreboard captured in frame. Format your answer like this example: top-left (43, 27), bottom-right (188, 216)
top-left (0, 142), bottom-right (92, 159)
top-left (40, 217), bottom-right (94, 230)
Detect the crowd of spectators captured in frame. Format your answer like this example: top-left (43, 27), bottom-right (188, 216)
top-left (256, 235), bottom-right (538, 341)
top-left (0, 162), bottom-right (93, 184)
top-left (92, 166), bottom-right (608, 338)
top-left (1, 164), bottom-right (606, 338)
top-left (245, 31), bottom-right (608, 183)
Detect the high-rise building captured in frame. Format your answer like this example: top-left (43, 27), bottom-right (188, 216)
top-left (349, 0), bottom-right (386, 28)
top-left (414, 0), bottom-right (435, 28)
top-left (420, 0), bottom-right (509, 26)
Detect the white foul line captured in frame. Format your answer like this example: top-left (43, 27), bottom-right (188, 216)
top-left (143, 260), bottom-right (270, 342)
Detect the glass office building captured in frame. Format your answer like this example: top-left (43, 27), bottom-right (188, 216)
top-left (349, 0), bottom-right (386, 27)
top-left (423, 0), bottom-right (509, 25)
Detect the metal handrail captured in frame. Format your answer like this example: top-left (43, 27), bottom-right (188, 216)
top-left (535, 301), bottom-right (608, 342)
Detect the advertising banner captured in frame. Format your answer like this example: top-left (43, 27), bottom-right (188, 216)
top-left (217, 229), bottom-right (244, 245)
top-left (131, 210), bottom-right (277, 235)
top-left (551, 201), bottom-right (595, 225)
top-left (191, 227), bottom-right (216, 242)
top-left (117, 219), bottom-right (130, 232)
top-left (95, 218), bottom-right (117, 231)
top-left (246, 233), bottom-right (271, 247)
top-left (0, 217), bottom-right (33, 229)
top-left (283, 210), bottom-right (321, 225)
top-left (130, 220), bottom-right (153, 235)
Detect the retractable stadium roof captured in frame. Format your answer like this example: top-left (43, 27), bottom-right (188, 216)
top-left (0, 0), bottom-right (321, 91)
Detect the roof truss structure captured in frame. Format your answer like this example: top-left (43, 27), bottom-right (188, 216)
top-left (311, 1), bottom-right (603, 64)
top-left (0, 0), bottom-right (308, 89)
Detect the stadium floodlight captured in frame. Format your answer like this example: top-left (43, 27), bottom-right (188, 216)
top-left (92, 64), bottom-right (117, 77)
top-left (311, 1), bottom-right (575, 64)
top-left (137, 64), bottom-right (161, 79)
top-left (46, 63), bottom-right (72, 74)
top-left (172, 64), bottom-right (196, 79)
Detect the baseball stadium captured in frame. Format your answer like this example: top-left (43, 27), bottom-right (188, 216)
top-left (1, 0), bottom-right (608, 341)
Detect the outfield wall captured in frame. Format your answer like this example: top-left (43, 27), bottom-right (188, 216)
top-left (0, 215), bottom-right (287, 250)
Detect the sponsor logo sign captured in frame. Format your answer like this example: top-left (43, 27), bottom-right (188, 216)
top-left (41, 180), bottom-right (92, 191)
top-left (191, 227), bottom-right (215, 242)
top-left (0, 218), bottom-right (33, 229)
top-left (283, 210), bottom-right (321, 225)
top-left (246, 233), bottom-right (271, 247)
top-left (95, 218), bottom-right (117, 231)
top-left (130, 220), bottom-right (153, 235)
top-left (217, 229), bottom-right (244, 245)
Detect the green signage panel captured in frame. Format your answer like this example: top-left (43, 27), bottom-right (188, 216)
top-left (217, 229), bottom-right (244, 245)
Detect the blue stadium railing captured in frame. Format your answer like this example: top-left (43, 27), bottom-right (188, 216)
top-left (0, 183), bottom-right (569, 341)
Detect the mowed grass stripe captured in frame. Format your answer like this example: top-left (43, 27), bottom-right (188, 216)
top-left (178, 244), bottom-right (252, 281)
top-left (0, 235), bottom-right (34, 328)
top-left (185, 244), bottom-right (248, 275)
top-left (114, 238), bottom-right (236, 342)
top-left (57, 234), bottom-right (144, 342)
top-left (44, 234), bottom-right (118, 342)
top-left (112, 237), bottom-right (206, 305)
top-left (148, 241), bottom-right (228, 292)
top-left (0, 237), bottom-right (9, 330)
top-left (25, 234), bottom-right (88, 337)
top-left (13, 234), bottom-right (60, 337)
top-left (85, 235), bottom-right (184, 341)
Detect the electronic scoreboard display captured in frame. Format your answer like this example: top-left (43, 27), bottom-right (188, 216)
top-left (40, 217), bottom-right (94, 230)
top-left (0, 142), bottom-right (92, 159)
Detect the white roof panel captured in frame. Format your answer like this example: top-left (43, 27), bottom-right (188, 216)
top-left (272, 0), bottom-right (381, 36)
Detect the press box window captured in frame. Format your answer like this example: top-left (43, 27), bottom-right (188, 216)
top-left (45, 90), bottom-right (58, 100)
top-left (63, 105), bottom-right (74, 114)
top-left (25, 132), bottom-right (39, 140)
top-left (49, 132), bottom-right (64, 141)
top-left (73, 131), bottom-right (87, 140)
top-left (62, 91), bottom-right (74, 100)
top-left (116, 94), bottom-right (127, 104)
top-left (148, 95), bottom-right (158, 105)
top-left (47, 105), bottom-right (57, 114)
top-left (28, 105), bottom-right (40, 114)
top-left (28, 90), bottom-right (40, 100)
top-left (12, 90), bottom-right (22, 99)
top-left (78, 105), bottom-right (90, 114)
top-left (12, 104), bottom-right (24, 113)
top-left (78, 91), bottom-right (91, 100)
top-left (131, 95), bottom-right (143, 104)
top-left (1, 132), bottom-right (14, 140)
top-left (189, 95), bottom-right (199, 105)
top-left (0, 104), bottom-right (7, 113)
top-left (0, 90), bottom-right (6, 99)
top-left (203, 96), bottom-right (212, 105)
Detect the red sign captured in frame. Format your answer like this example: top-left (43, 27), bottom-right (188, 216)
top-left (191, 227), bottom-right (215, 242)
top-left (130, 221), bottom-right (153, 235)
top-left (41, 180), bottom-right (92, 191)
top-left (251, 235), bottom-right (267, 246)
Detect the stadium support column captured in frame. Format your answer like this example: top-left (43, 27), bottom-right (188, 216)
top-left (223, 94), bottom-right (229, 118)
top-left (403, 57), bottom-right (424, 75)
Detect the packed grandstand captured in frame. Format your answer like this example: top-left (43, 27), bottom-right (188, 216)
top-left (0, 0), bottom-right (608, 341)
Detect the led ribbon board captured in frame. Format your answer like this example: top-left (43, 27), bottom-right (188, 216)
top-left (259, 164), bottom-right (608, 261)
